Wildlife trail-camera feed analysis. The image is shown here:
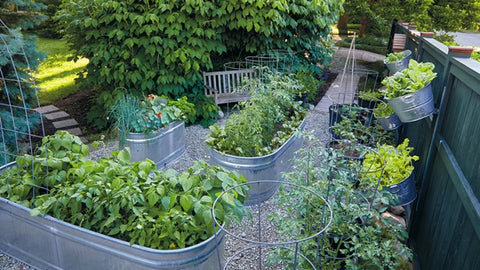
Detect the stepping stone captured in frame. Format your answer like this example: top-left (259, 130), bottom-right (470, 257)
top-left (80, 137), bottom-right (89, 144)
top-left (64, 127), bottom-right (82, 136)
top-left (35, 105), bottom-right (59, 114)
top-left (45, 111), bottom-right (70, 120)
top-left (53, 119), bottom-right (79, 129)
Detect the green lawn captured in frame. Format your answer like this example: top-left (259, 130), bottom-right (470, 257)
top-left (35, 38), bottom-right (89, 105)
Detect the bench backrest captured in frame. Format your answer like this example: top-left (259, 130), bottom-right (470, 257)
top-left (203, 69), bottom-right (256, 97)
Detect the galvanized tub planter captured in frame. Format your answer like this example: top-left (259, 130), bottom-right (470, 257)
top-left (0, 167), bottom-right (225, 270)
top-left (385, 171), bottom-right (417, 206)
top-left (375, 112), bottom-right (402, 130)
top-left (209, 120), bottom-right (306, 206)
top-left (387, 83), bottom-right (434, 123)
top-left (384, 50), bottom-right (412, 74)
top-left (119, 121), bottom-right (185, 168)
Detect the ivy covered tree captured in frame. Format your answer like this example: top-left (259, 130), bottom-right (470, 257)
top-left (0, 0), bottom-right (45, 164)
top-left (57, 0), bottom-right (343, 129)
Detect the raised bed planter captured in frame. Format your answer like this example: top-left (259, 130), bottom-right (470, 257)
top-left (0, 163), bottom-right (225, 270)
top-left (208, 120), bottom-right (306, 205)
top-left (119, 121), bottom-right (185, 168)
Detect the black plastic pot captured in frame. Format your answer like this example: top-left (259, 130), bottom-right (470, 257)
top-left (294, 93), bottom-right (308, 108)
top-left (357, 97), bottom-right (379, 109)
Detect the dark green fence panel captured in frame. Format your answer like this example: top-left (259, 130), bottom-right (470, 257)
top-left (389, 21), bottom-right (480, 270)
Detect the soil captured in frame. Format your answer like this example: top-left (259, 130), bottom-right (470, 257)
top-left (38, 73), bottom-right (338, 139)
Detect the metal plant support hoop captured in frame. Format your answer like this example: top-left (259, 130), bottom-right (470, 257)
top-left (211, 180), bottom-right (333, 269)
top-left (223, 61), bottom-right (249, 71)
top-left (321, 142), bottom-right (386, 209)
top-left (266, 49), bottom-right (300, 74)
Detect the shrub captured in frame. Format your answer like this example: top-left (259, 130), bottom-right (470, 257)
top-left (57, 0), bottom-right (343, 129)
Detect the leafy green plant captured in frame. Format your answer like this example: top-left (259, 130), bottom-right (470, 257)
top-left (295, 69), bottom-right (323, 103)
top-left (108, 93), bottom-right (186, 135)
top-left (358, 89), bottom-right (383, 101)
top-left (374, 103), bottom-right (395, 118)
top-left (385, 51), bottom-right (409, 63)
top-left (0, 131), bottom-right (250, 250)
top-left (206, 72), bottom-right (307, 157)
top-left (381, 60), bottom-right (437, 99)
top-left (362, 139), bottom-right (419, 188)
top-left (165, 96), bottom-right (196, 125)
top-left (472, 50), bottom-right (480, 62)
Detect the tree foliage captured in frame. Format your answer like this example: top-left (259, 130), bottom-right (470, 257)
top-left (340, 0), bottom-right (480, 36)
top-left (57, 0), bottom-right (343, 129)
top-left (0, 1), bottom-right (45, 164)
top-left (429, 0), bottom-right (480, 32)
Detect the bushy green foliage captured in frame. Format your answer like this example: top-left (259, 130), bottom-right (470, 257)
top-left (295, 69), bottom-right (323, 104)
top-left (0, 131), bottom-right (250, 250)
top-left (0, 1), bottom-right (45, 165)
top-left (57, 0), bottom-right (343, 128)
top-left (206, 72), bottom-right (307, 157)
top-left (473, 50), bottom-right (480, 62)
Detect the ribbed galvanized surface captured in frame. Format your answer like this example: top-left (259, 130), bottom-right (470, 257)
top-left (119, 121), bottom-right (185, 168)
top-left (385, 171), bottom-right (416, 206)
top-left (388, 83), bottom-right (434, 123)
top-left (385, 50), bottom-right (412, 74)
top-left (0, 195), bottom-right (225, 270)
top-left (376, 112), bottom-right (402, 130)
top-left (209, 120), bottom-right (306, 205)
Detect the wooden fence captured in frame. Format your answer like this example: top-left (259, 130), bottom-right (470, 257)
top-left (389, 22), bottom-right (480, 269)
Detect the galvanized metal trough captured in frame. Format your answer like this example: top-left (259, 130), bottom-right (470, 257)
top-left (0, 163), bottom-right (225, 270)
top-left (0, 199), bottom-right (224, 270)
top-left (119, 121), bottom-right (185, 168)
top-left (209, 120), bottom-right (306, 205)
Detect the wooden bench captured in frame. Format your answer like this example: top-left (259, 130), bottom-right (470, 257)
top-left (393, 33), bottom-right (407, 52)
top-left (203, 68), bottom-right (256, 105)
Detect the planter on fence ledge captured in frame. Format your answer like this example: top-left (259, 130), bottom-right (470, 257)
top-left (209, 120), bottom-right (306, 206)
top-left (387, 83), bottom-right (434, 123)
top-left (384, 50), bottom-right (412, 74)
top-left (119, 121), bottom-right (185, 168)
top-left (375, 112), bottom-right (402, 130)
top-left (0, 195), bottom-right (225, 270)
top-left (385, 171), bottom-right (417, 206)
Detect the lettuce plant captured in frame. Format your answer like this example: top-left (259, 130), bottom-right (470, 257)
top-left (381, 60), bottom-right (436, 99)
top-left (362, 138), bottom-right (419, 188)
top-left (384, 51), bottom-right (408, 63)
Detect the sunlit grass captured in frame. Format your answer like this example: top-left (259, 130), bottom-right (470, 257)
top-left (35, 38), bottom-right (88, 105)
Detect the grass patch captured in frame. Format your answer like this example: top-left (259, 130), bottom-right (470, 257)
top-left (35, 38), bottom-right (88, 105)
